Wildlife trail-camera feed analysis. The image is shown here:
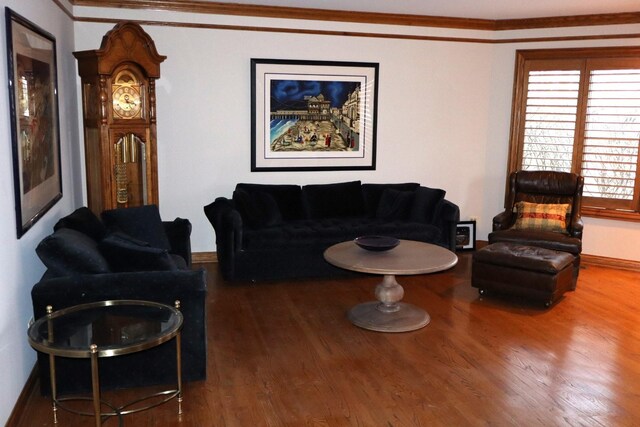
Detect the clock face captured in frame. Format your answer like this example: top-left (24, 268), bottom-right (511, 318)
top-left (112, 85), bottom-right (142, 119)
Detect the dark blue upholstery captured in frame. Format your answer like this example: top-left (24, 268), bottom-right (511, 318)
top-left (233, 188), bottom-right (283, 228)
top-left (53, 207), bottom-right (107, 241)
top-left (204, 182), bottom-right (460, 281)
top-left (302, 180), bottom-right (365, 219)
top-left (362, 183), bottom-right (420, 216)
top-left (31, 206), bottom-right (207, 395)
top-left (99, 232), bottom-right (181, 272)
top-left (236, 183), bottom-right (304, 220)
top-left (101, 204), bottom-right (172, 250)
top-left (376, 189), bottom-right (415, 220)
top-left (36, 228), bottom-right (111, 276)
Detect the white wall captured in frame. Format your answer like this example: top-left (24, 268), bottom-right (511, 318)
top-left (72, 7), bottom-right (640, 261)
top-left (70, 9), bottom-right (498, 255)
top-left (0, 0), bottom-right (79, 424)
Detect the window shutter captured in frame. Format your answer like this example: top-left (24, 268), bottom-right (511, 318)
top-left (581, 69), bottom-right (640, 208)
top-left (521, 70), bottom-right (580, 172)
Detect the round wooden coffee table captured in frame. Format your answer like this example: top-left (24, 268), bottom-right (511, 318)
top-left (324, 239), bottom-right (458, 332)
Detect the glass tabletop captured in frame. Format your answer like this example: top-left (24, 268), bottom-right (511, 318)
top-left (28, 300), bottom-right (183, 358)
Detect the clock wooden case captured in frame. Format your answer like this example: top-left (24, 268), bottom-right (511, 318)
top-left (74, 22), bottom-right (166, 213)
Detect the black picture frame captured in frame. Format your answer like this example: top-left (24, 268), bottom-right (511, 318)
top-left (251, 58), bottom-right (378, 171)
top-left (5, 8), bottom-right (62, 238)
top-left (456, 220), bottom-right (476, 251)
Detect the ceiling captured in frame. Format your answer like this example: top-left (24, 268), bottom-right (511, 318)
top-left (194, 0), bottom-right (640, 20)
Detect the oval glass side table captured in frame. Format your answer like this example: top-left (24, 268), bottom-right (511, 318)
top-left (27, 299), bottom-right (184, 427)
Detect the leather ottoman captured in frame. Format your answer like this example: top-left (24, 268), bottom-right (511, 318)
top-left (472, 242), bottom-right (576, 307)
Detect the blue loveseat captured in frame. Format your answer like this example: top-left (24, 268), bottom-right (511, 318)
top-left (31, 205), bottom-right (207, 395)
top-left (204, 181), bottom-right (460, 281)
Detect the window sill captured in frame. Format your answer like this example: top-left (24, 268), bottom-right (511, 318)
top-left (582, 207), bottom-right (640, 223)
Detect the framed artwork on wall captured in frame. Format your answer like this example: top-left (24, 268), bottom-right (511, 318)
top-left (5, 8), bottom-right (62, 238)
top-left (456, 220), bottom-right (476, 251)
top-left (251, 58), bottom-right (378, 171)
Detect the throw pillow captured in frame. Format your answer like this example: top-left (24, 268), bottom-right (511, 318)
top-left (512, 201), bottom-right (570, 233)
top-left (233, 189), bottom-right (283, 228)
top-left (409, 187), bottom-right (446, 223)
top-left (302, 180), bottom-right (364, 219)
top-left (36, 228), bottom-right (111, 276)
top-left (53, 207), bottom-right (107, 241)
top-left (99, 232), bottom-right (179, 272)
top-left (101, 205), bottom-right (171, 250)
top-left (376, 189), bottom-right (414, 220)
top-left (361, 183), bottom-right (420, 217)
top-left (236, 183), bottom-right (304, 220)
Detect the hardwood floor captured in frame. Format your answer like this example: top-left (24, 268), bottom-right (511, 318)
top-left (11, 252), bottom-right (640, 426)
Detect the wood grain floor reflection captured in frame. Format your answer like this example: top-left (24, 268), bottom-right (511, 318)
top-left (11, 252), bottom-right (640, 426)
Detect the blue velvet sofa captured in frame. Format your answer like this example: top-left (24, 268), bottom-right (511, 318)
top-left (31, 206), bottom-right (207, 395)
top-left (204, 181), bottom-right (460, 281)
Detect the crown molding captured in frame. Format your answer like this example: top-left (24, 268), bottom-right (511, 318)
top-left (67, 0), bottom-right (640, 31)
top-left (68, 0), bottom-right (496, 30)
top-left (496, 11), bottom-right (640, 30)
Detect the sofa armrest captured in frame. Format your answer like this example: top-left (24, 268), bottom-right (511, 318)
top-left (492, 210), bottom-right (514, 231)
top-left (569, 216), bottom-right (584, 239)
top-left (204, 197), bottom-right (244, 280)
top-left (31, 269), bottom-right (207, 394)
top-left (32, 269), bottom-right (207, 318)
top-left (163, 217), bottom-right (192, 267)
top-left (432, 199), bottom-right (460, 251)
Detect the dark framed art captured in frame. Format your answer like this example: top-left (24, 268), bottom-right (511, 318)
top-left (251, 58), bottom-right (378, 171)
top-left (456, 220), bottom-right (476, 251)
top-left (5, 8), bottom-right (62, 238)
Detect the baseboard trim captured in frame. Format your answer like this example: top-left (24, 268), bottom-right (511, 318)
top-left (582, 254), bottom-right (640, 272)
top-left (193, 251), bottom-right (217, 264)
top-left (6, 364), bottom-right (38, 426)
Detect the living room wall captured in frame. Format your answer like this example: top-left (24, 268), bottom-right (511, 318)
top-left (73, 5), bottom-right (640, 262)
top-left (0, 0), bottom-right (80, 423)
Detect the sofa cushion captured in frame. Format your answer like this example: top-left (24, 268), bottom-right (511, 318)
top-left (233, 189), bottom-right (283, 228)
top-left (101, 205), bottom-right (171, 250)
top-left (376, 189), bottom-right (414, 220)
top-left (361, 183), bottom-right (420, 217)
top-left (36, 228), bottom-right (111, 276)
top-left (242, 218), bottom-right (441, 251)
top-left (302, 180), bottom-right (364, 219)
top-left (488, 229), bottom-right (582, 255)
top-left (99, 232), bottom-right (179, 272)
top-left (236, 183), bottom-right (304, 220)
top-left (409, 186), bottom-right (446, 223)
top-left (54, 207), bottom-right (107, 241)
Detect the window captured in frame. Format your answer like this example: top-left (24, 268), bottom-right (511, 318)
top-left (508, 48), bottom-right (640, 220)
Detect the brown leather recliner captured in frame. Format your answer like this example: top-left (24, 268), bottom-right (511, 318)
top-left (488, 170), bottom-right (584, 287)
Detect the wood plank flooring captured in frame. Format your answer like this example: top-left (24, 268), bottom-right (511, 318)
top-left (11, 252), bottom-right (640, 426)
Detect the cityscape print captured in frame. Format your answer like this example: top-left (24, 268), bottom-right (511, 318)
top-left (269, 80), bottom-right (362, 152)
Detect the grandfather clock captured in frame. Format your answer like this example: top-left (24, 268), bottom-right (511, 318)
top-left (74, 22), bottom-right (166, 213)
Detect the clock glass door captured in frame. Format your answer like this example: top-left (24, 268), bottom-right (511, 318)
top-left (114, 133), bottom-right (147, 208)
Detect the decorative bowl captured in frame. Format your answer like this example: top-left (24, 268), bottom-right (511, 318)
top-left (354, 236), bottom-right (400, 252)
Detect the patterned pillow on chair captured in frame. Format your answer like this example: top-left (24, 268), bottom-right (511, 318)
top-left (512, 201), bottom-right (570, 233)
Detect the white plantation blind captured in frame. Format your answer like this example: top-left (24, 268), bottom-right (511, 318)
top-left (522, 70), bottom-right (580, 172)
top-left (582, 69), bottom-right (640, 204)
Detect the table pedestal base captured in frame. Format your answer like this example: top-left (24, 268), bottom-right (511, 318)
top-left (348, 302), bottom-right (430, 332)
top-left (348, 274), bottom-right (430, 332)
